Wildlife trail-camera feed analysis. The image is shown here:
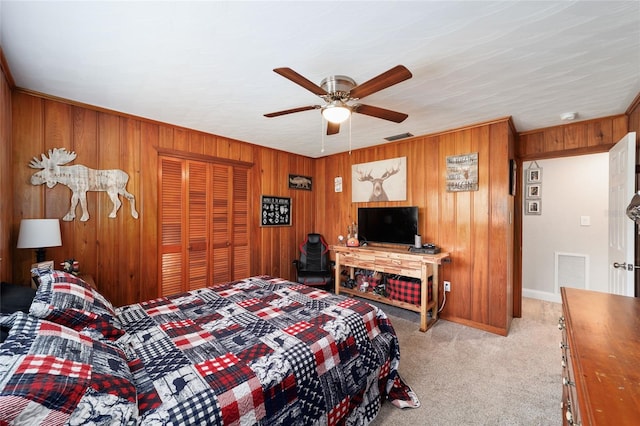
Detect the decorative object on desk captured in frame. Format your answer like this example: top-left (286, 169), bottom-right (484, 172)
top-left (260, 195), bottom-right (291, 226)
top-left (352, 157), bottom-right (407, 202)
top-left (346, 222), bottom-right (359, 247)
top-left (288, 174), bottom-right (312, 190)
top-left (414, 234), bottom-right (422, 248)
top-left (61, 259), bottom-right (80, 276)
top-left (337, 234), bottom-right (345, 245)
top-left (28, 148), bottom-right (138, 222)
top-left (17, 219), bottom-right (62, 262)
top-left (446, 152), bottom-right (478, 192)
top-left (524, 161), bottom-right (543, 215)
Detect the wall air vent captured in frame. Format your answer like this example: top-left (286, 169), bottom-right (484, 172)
top-left (384, 132), bottom-right (413, 142)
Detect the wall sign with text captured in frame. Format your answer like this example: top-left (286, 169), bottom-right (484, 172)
top-left (260, 195), bottom-right (291, 226)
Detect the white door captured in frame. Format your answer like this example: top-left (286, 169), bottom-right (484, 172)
top-left (608, 132), bottom-right (636, 296)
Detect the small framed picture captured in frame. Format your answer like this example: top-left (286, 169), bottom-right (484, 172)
top-left (527, 168), bottom-right (542, 183)
top-left (526, 199), bottom-right (542, 215)
top-left (526, 183), bottom-right (541, 198)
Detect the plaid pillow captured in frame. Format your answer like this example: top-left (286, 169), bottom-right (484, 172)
top-left (0, 312), bottom-right (137, 425)
top-left (29, 270), bottom-right (124, 339)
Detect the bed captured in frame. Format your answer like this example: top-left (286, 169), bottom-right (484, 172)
top-left (0, 271), bottom-right (419, 425)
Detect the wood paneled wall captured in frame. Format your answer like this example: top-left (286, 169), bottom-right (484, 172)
top-left (0, 57), bottom-right (12, 282)
top-left (517, 114), bottom-right (628, 160)
top-left (314, 118), bottom-right (516, 335)
top-left (10, 90), bottom-right (314, 306)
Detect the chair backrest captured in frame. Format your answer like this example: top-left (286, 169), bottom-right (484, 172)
top-left (299, 233), bottom-right (330, 272)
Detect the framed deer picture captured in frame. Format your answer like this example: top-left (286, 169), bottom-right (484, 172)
top-left (351, 157), bottom-right (407, 202)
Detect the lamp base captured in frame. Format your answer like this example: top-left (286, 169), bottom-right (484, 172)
top-left (35, 248), bottom-right (46, 263)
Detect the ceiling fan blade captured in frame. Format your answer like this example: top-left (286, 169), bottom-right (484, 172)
top-left (353, 104), bottom-right (408, 123)
top-left (264, 105), bottom-right (320, 118)
top-left (349, 65), bottom-right (412, 99)
top-left (326, 121), bottom-right (340, 135)
top-left (273, 68), bottom-right (327, 96)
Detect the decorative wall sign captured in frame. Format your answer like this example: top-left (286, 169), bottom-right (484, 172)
top-left (352, 156), bottom-right (407, 202)
top-left (446, 152), bottom-right (479, 192)
top-left (334, 176), bottom-right (343, 193)
top-left (261, 195), bottom-right (291, 226)
top-left (288, 174), bottom-right (312, 190)
top-left (28, 148), bottom-right (138, 222)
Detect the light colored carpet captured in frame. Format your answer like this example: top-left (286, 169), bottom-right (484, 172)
top-left (370, 298), bottom-right (563, 426)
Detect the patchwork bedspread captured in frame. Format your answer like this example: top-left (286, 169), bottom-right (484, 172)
top-left (0, 273), bottom-right (418, 425)
top-left (118, 276), bottom-right (417, 425)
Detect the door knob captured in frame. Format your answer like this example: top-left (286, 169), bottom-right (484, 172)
top-left (613, 262), bottom-right (635, 271)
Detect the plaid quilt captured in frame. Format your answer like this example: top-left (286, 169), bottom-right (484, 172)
top-left (117, 276), bottom-right (419, 425)
top-left (0, 273), bottom-right (418, 425)
top-left (0, 312), bottom-right (137, 425)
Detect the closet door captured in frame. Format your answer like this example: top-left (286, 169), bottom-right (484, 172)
top-left (232, 167), bottom-right (250, 280)
top-left (159, 155), bottom-right (250, 295)
top-left (210, 165), bottom-right (250, 284)
top-left (186, 161), bottom-right (209, 290)
top-left (159, 157), bottom-right (185, 296)
top-left (211, 164), bottom-right (232, 284)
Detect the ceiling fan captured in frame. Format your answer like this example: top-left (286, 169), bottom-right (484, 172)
top-left (264, 65), bottom-right (412, 135)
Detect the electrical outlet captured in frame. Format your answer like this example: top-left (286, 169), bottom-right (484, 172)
top-left (444, 281), bottom-right (451, 292)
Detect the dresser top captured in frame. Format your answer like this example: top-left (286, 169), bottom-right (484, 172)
top-left (331, 244), bottom-right (449, 264)
top-left (561, 287), bottom-right (640, 425)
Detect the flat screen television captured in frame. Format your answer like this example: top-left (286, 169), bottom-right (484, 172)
top-left (357, 206), bottom-right (418, 246)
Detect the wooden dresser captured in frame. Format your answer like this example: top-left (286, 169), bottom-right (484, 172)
top-left (559, 287), bottom-right (640, 425)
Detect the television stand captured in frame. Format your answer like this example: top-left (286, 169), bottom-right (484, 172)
top-left (331, 245), bottom-right (449, 332)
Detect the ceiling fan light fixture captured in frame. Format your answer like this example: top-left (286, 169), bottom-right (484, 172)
top-left (322, 102), bottom-right (351, 124)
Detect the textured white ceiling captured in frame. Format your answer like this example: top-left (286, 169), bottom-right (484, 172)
top-left (1, 1), bottom-right (639, 158)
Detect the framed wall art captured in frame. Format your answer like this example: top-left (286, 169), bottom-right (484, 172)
top-left (527, 183), bottom-right (541, 198)
top-left (288, 174), bottom-right (312, 191)
top-left (260, 195), bottom-right (291, 226)
top-left (526, 199), bottom-right (542, 215)
top-left (509, 159), bottom-right (517, 196)
top-left (351, 156), bottom-right (407, 202)
top-left (526, 167), bottom-right (542, 183)
top-left (446, 152), bottom-right (479, 192)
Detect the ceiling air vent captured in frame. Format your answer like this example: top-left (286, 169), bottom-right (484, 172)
top-left (384, 132), bottom-right (413, 142)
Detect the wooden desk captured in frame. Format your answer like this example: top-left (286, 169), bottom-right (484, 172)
top-left (332, 245), bottom-right (449, 331)
top-left (559, 287), bottom-right (640, 425)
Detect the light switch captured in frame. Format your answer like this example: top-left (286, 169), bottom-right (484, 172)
top-left (580, 216), bottom-right (590, 226)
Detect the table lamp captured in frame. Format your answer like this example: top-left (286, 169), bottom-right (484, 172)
top-left (17, 219), bottom-right (62, 262)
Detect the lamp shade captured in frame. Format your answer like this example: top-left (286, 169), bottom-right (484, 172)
top-left (17, 219), bottom-right (62, 249)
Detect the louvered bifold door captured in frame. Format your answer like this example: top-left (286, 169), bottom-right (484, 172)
top-left (186, 161), bottom-right (209, 290)
top-left (232, 167), bottom-right (250, 280)
top-left (211, 164), bottom-right (232, 284)
top-left (159, 157), bottom-right (185, 296)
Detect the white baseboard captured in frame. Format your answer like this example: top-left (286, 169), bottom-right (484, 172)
top-left (522, 288), bottom-right (561, 304)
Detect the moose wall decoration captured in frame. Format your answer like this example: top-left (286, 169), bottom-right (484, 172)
top-left (351, 157), bottom-right (407, 202)
top-left (29, 148), bottom-right (139, 222)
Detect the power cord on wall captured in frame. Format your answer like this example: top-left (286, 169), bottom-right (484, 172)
top-left (438, 258), bottom-right (451, 313)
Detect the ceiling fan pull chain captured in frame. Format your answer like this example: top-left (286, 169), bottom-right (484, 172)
top-left (321, 115), bottom-right (325, 153)
top-left (349, 114), bottom-right (352, 155)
